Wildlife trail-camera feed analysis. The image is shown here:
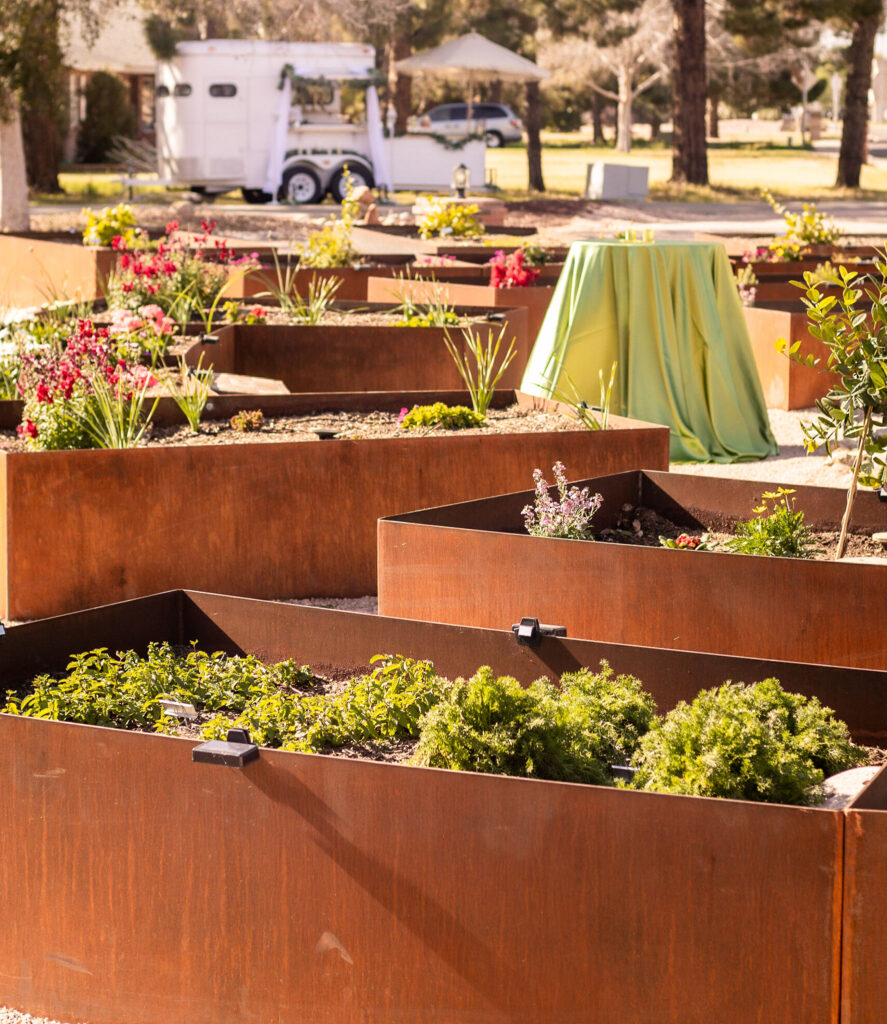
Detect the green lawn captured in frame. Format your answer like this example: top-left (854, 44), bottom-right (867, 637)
top-left (39, 139), bottom-right (887, 205)
top-left (486, 141), bottom-right (887, 201)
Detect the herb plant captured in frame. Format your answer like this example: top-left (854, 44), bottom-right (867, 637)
top-left (230, 409), bottom-right (265, 432)
top-left (399, 402), bottom-right (485, 430)
top-left (631, 678), bottom-right (865, 805)
top-left (414, 662), bottom-right (655, 785)
top-left (522, 462), bottom-right (603, 540)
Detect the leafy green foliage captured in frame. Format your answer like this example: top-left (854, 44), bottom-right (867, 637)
top-left (297, 172), bottom-right (359, 268)
top-left (4, 643), bottom-right (315, 730)
top-left (778, 260), bottom-right (887, 491)
top-left (631, 679), bottom-right (866, 805)
top-left (20, 385), bottom-right (95, 451)
top-left (399, 402), bottom-right (485, 430)
top-left (77, 72), bottom-right (137, 164)
top-left (726, 487), bottom-right (821, 558)
top-left (203, 654), bottom-right (443, 752)
top-left (444, 322), bottom-right (516, 417)
top-left (417, 198), bottom-right (483, 240)
top-left (414, 663), bottom-right (655, 785)
top-left (762, 188), bottom-right (841, 247)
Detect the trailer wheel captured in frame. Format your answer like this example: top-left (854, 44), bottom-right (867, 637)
top-left (279, 165), bottom-right (323, 205)
top-left (329, 164), bottom-right (374, 202)
top-left (241, 188), bottom-right (273, 205)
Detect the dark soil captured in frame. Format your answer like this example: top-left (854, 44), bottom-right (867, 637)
top-left (597, 503), bottom-right (886, 561)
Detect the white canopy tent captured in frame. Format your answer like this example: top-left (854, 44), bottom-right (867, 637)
top-left (394, 31), bottom-right (548, 128)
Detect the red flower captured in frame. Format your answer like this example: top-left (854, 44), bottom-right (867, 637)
top-left (165, 220), bottom-right (180, 235)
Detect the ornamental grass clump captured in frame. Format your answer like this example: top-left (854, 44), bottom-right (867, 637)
top-left (631, 678), bottom-right (866, 805)
top-left (522, 462), bottom-right (603, 540)
top-left (726, 487), bottom-right (821, 559)
top-left (443, 322), bottom-right (516, 417)
top-left (413, 662), bottom-right (654, 785)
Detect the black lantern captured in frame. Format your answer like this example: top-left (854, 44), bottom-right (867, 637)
top-left (451, 162), bottom-right (470, 198)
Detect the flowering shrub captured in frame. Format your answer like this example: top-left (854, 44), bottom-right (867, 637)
top-left (82, 204), bottom-right (142, 248)
top-left (762, 188), bottom-right (841, 247)
top-left (107, 304), bottom-right (177, 362)
top-left (659, 533), bottom-right (710, 550)
top-left (222, 301), bottom-right (268, 325)
top-left (734, 264), bottom-right (757, 307)
top-left (489, 248), bottom-right (540, 288)
top-left (417, 198), bottom-right (483, 240)
top-left (105, 220), bottom-right (257, 319)
top-left (16, 319), bottom-right (154, 451)
top-left (297, 174), bottom-right (359, 268)
top-left (522, 462), bottom-right (603, 540)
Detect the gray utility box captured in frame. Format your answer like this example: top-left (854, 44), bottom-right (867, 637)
top-left (585, 163), bottom-right (649, 200)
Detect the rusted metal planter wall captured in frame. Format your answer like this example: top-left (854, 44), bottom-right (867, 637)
top-left (236, 258), bottom-right (414, 302)
top-left (367, 275), bottom-right (557, 344)
top-left (1, 591), bottom-right (874, 1024)
top-left (0, 409), bottom-right (668, 620)
top-left (0, 233), bottom-right (118, 306)
top-left (181, 306), bottom-right (530, 392)
top-left (742, 305), bottom-right (838, 409)
top-left (378, 470), bottom-right (887, 670)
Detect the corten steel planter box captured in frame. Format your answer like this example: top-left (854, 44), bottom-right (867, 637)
top-left (3, 590), bottom-right (886, 1024)
top-left (0, 401), bottom-right (668, 620)
top-left (0, 233), bottom-right (285, 307)
top-left (236, 256), bottom-right (415, 302)
top-left (367, 274), bottom-right (559, 345)
top-left (179, 304), bottom-right (530, 393)
top-left (378, 469), bottom-right (887, 670)
top-left (742, 304), bottom-right (839, 409)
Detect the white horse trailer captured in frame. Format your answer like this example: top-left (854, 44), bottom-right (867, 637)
top-left (155, 40), bottom-right (487, 203)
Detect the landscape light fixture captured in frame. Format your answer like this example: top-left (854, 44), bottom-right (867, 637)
top-left (510, 617), bottom-right (567, 646)
top-left (452, 163), bottom-right (470, 198)
top-left (192, 727), bottom-right (259, 767)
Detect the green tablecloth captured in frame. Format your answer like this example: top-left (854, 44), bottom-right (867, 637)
top-left (521, 240), bottom-right (777, 462)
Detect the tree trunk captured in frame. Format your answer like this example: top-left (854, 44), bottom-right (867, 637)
top-left (616, 69), bottom-right (633, 153)
top-left (488, 79), bottom-right (502, 103)
top-left (649, 112), bottom-right (662, 141)
top-left (591, 91), bottom-right (605, 144)
top-left (525, 79), bottom-right (544, 192)
top-left (0, 106), bottom-right (31, 231)
top-left (836, 13), bottom-right (879, 188)
top-left (22, 108), bottom-right (60, 193)
top-left (708, 94), bottom-right (719, 139)
top-left (392, 34), bottom-right (412, 136)
top-left (670, 0), bottom-right (708, 185)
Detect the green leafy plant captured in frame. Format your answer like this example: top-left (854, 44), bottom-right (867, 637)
top-left (631, 678), bottom-right (865, 805)
top-left (394, 282), bottom-right (460, 327)
top-left (157, 355), bottom-right (213, 433)
top-left (230, 408), bottom-right (265, 432)
top-left (443, 322), bottom-right (516, 417)
top-left (66, 371), bottom-right (159, 450)
top-left (417, 197), bottom-right (483, 240)
top-left (726, 487), bottom-right (820, 559)
top-left (778, 260), bottom-right (887, 557)
top-left (808, 261), bottom-right (840, 286)
top-left (541, 362), bottom-right (618, 430)
top-left (399, 402), bottom-right (485, 430)
top-left (414, 662), bottom-right (654, 785)
top-left (82, 203), bottom-right (141, 248)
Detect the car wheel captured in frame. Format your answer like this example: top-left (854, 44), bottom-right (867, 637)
top-left (278, 165), bottom-right (323, 204)
top-left (329, 164), bottom-right (375, 202)
top-left (241, 188), bottom-right (273, 205)
top-left (484, 130), bottom-right (504, 148)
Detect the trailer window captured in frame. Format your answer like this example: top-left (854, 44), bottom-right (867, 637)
top-left (293, 83), bottom-right (335, 110)
top-left (209, 84), bottom-right (237, 98)
top-left (155, 85), bottom-right (170, 98)
top-left (173, 84), bottom-right (192, 97)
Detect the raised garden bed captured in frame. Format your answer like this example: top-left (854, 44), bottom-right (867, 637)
top-left (1, 589), bottom-right (886, 1024)
top-left (179, 303), bottom-right (530, 394)
top-left (742, 304), bottom-right (839, 409)
top-left (236, 255), bottom-right (416, 302)
top-left (0, 397), bottom-right (668, 620)
top-left (378, 469), bottom-right (887, 670)
top-left (367, 274), bottom-right (558, 344)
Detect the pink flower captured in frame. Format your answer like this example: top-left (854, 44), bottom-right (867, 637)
top-left (397, 406), bottom-right (409, 424)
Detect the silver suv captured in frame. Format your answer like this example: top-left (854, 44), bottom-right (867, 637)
top-left (412, 103), bottom-right (523, 147)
